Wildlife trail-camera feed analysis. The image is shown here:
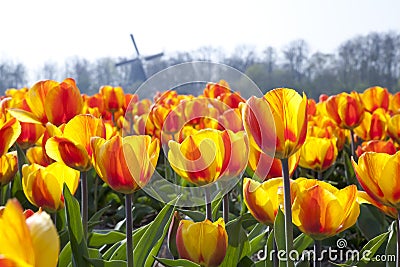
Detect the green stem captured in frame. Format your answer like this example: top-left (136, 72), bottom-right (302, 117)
top-left (126, 193), bottom-right (133, 267)
top-left (273, 238), bottom-right (278, 267)
top-left (81, 171), bottom-right (88, 240)
top-left (350, 129), bottom-right (357, 161)
top-left (0, 186), bottom-right (3, 206)
top-left (205, 188), bottom-right (212, 221)
top-left (51, 212), bottom-right (57, 228)
top-left (223, 193), bottom-right (229, 222)
top-left (93, 175), bottom-right (99, 213)
top-left (314, 239), bottom-right (321, 267)
top-left (317, 171), bottom-right (323, 180)
top-left (280, 158), bottom-right (294, 267)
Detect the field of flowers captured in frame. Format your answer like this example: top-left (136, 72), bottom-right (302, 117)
top-left (0, 76), bottom-right (400, 267)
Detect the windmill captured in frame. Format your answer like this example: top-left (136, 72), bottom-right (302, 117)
top-left (115, 34), bottom-right (164, 85)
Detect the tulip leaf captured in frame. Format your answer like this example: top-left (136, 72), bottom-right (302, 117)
top-left (110, 199), bottom-right (176, 267)
top-left (178, 208), bottom-right (205, 222)
top-left (88, 205), bottom-right (111, 226)
top-left (88, 230), bottom-right (126, 247)
top-left (220, 214), bottom-right (250, 267)
top-left (273, 209), bottom-right (286, 252)
top-left (63, 184), bottom-right (90, 267)
top-left (253, 230), bottom-right (274, 267)
top-left (58, 242), bottom-right (71, 267)
top-left (343, 152), bottom-right (359, 188)
top-left (84, 257), bottom-right (127, 267)
top-left (293, 233), bottom-right (314, 254)
top-left (248, 224), bottom-right (269, 256)
top-left (333, 231), bottom-right (389, 266)
top-left (108, 223), bottom-right (150, 260)
top-left (154, 257), bottom-right (201, 267)
top-left (357, 205), bottom-right (387, 240)
top-left (237, 256), bottom-right (255, 266)
top-left (385, 221), bottom-right (396, 267)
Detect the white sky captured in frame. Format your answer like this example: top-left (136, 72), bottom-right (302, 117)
top-left (1, 0), bottom-right (399, 81)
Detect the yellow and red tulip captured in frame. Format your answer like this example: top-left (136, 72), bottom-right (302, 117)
top-left (387, 114), bottom-right (400, 145)
top-left (176, 218), bottom-right (228, 267)
top-left (299, 136), bottom-right (338, 172)
top-left (219, 130), bottom-right (248, 179)
top-left (389, 92), bottom-right (400, 115)
top-left (361, 86), bottom-right (390, 112)
top-left (8, 78), bottom-right (83, 126)
top-left (168, 129), bottom-right (225, 185)
top-left (291, 178), bottom-right (359, 240)
top-left (352, 151), bottom-right (400, 209)
top-left (324, 92), bottom-right (365, 129)
top-left (22, 162), bottom-right (80, 212)
top-left (243, 177), bottom-right (291, 225)
top-left (0, 152), bottom-right (18, 187)
top-left (99, 85), bottom-right (125, 113)
top-left (355, 140), bottom-right (397, 158)
top-left (45, 114), bottom-right (106, 171)
top-left (242, 88), bottom-right (308, 159)
top-left (354, 108), bottom-right (388, 141)
top-left (26, 146), bottom-right (49, 166)
top-left (247, 142), bottom-right (299, 181)
top-left (91, 135), bottom-right (160, 194)
top-left (0, 115), bottom-right (21, 156)
top-left (16, 122), bottom-right (45, 149)
top-left (0, 199), bottom-right (59, 267)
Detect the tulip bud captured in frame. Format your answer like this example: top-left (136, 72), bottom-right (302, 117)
top-left (0, 152), bottom-right (18, 187)
top-left (176, 218), bottom-right (228, 267)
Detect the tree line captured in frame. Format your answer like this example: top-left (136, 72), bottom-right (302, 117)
top-left (1, 31), bottom-right (399, 99)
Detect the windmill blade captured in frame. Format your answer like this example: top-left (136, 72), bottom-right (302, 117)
top-left (144, 52), bottom-right (164, 61)
top-left (115, 58), bottom-right (140, 67)
top-left (130, 34), bottom-right (140, 56)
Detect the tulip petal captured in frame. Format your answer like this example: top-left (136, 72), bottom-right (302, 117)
top-left (379, 152), bottom-right (400, 208)
top-left (0, 199), bottom-right (35, 266)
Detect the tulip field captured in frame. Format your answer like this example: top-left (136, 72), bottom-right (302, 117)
top-left (1, 73), bottom-right (400, 267)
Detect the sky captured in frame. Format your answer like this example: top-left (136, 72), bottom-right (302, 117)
top-left (1, 0), bottom-right (400, 82)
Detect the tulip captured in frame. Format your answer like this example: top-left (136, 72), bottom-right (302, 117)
top-left (299, 137), bottom-right (338, 172)
top-left (22, 162), bottom-right (80, 212)
top-left (168, 129), bottom-right (226, 186)
top-left (247, 142), bottom-right (299, 181)
top-left (219, 130), bottom-right (248, 179)
top-left (100, 85), bottom-right (125, 113)
top-left (45, 114), bottom-right (106, 171)
top-left (324, 92), bottom-right (365, 130)
top-left (361, 86), bottom-right (389, 112)
top-left (243, 177), bottom-right (288, 225)
top-left (0, 116), bottom-right (21, 156)
top-left (358, 191), bottom-right (397, 219)
top-left (26, 146), bottom-right (49, 166)
top-left (291, 178), bottom-right (359, 240)
top-left (242, 88), bottom-right (308, 159)
top-left (353, 108), bottom-right (388, 141)
top-left (355, 140), bottom-right (397, 158)
top-left (0, 152), bottom-right (18, 187)
top-left (8, 78), bottom-right (83, 126)
top-left (352, 151), bottom-right (400, 209)
top-left (16, 122), bottom-right (45, 149)
top-left (91, 135), bottom-right (160, 194)
top-left (0, 199), bottom-right (59, 266)
top-left (387, 114), bottom-right (400, 145)
top-left (389, 92), bottom-right (400, 115)
top-left (176, 218), bottom-right (228, 267)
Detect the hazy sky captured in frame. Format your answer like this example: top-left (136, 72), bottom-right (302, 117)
top-left (1, 0), bottom-right (399, 80)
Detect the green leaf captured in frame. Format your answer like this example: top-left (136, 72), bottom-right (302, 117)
top-left (385, 221), bottom-right (396, 267)
top-left (88, 205), bottom-right (111, 226)
top-left (64, 184), bottom-right (89, 267)
top-left (357, 205), bottom-right (387, 240)
top-left (273, 209), bottom-right (285, 267)
top-left (220, 215), bottom-right (250, 267)
top-left (84, 258), bottom-right (126, 267)
top-left (248, 224), bottom-right (269, 257)
top-left (293, 233), bottom-right (314, 254)
top-left (154, 257), bottom-right (201, 267)
top-left (253, 230), bottom-right (274, 267)
top-left (88, 230), bottom-right (126, 247)
top-left (58, 242), bottom-right (71, 267)
top-left (336, 231), bottom-right (389, 266)
top-left (178, 209), bottom-right (205, 222)
top-left (237, 256), bottom-right (254, 267)
top-left (343, 151), bottom-right (359, 187)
